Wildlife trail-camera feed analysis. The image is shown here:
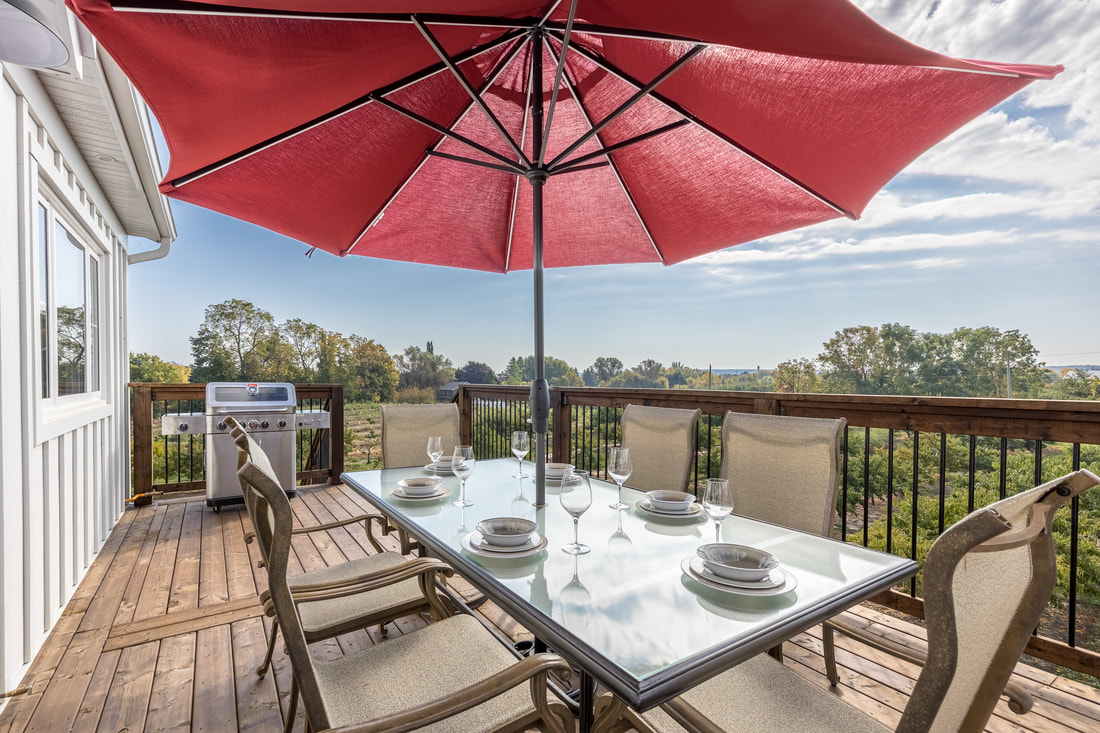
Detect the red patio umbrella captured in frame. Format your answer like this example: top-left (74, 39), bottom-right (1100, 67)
top-left (69, 0), bottom-right (1060, 505)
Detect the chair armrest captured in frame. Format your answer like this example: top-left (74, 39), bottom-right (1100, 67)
top-left (824, 613), bottom-right (1033, 715)
top-left (246, 513), bottom-right (392, 553)
top-left (289, 557), bottom-right (457, 620)
top-left (329, 652), bottom-right (572, 733)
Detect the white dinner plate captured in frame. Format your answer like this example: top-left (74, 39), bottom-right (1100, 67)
top-left (462, 531), bottom-right (548, 558)
top-left (691, 556), bottom-right (785, 589)
top-left (424, 463), bottom-right (454, 475)
top-left (636, 499), bottom-right (704, 518)
top-left (389, 486), bottom-right (451, 501)
top-left (681, 556), bottom-right (797, 596)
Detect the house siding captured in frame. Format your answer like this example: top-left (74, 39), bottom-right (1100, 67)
top-left (0, 68), bottom-right (131, 693)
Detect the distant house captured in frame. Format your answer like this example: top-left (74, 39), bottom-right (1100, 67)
top-left (436, 381), bottom-right (469, 403)
top-left (0, 2), bottom-right (175, 693)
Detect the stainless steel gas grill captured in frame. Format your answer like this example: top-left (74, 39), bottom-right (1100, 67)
top-left (161, 382), bottom-right (329, 510)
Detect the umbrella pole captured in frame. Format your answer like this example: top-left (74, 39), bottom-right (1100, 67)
top-left (530, 171), bottom-right (549, 507)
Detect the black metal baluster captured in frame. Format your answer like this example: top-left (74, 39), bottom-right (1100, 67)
top-left (886, 429), bottom-right (894, 552)
top-left (841, 427), bottom-right (849, 538)
top-left (938, 433), bottom-right (947, 535)
top-left (967, 436), bottom-right (976, 513)
top-left (999, 437), bottom-right (1008, 499)
top-left (1069, 443), bottom-right (1082, 647)
top-left (862, 427), bottom-right (871, 546)
top-left (911, 430), bottom-right (920, 597)
top-left (1034, 439), bottom-right (1044, 486)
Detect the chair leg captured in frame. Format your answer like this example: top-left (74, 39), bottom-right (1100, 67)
top-left (284, 676), bottom-right (299, 733)
top-left (257, 616), bottom-right (281, 678)
top-left (823, 623), bottom-right (839, 685)
top-left (378, 622), bottom-right (388, 637)
top-left (767, 642), bottom-right (783, 662)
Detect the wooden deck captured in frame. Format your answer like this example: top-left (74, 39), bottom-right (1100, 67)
top-left (1, 483), bottom-right (1098, 733)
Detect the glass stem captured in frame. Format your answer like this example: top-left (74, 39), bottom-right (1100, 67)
top-left (461, 479), bottom-right (466, 503)
top-left (617, 482), bottom-right (623, 504)
top-left (714, 520), bottom-right (720, 543)
top-left (573, 517), bottom-right (579, 547)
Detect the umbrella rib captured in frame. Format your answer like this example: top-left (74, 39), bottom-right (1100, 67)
top-left (167, 29), bottom-right (525, 188)
top-left (538, 0), bottom-right (578, 166)
top-left (557, 36), bottom-right (855, 218)
top-left (551, 119), bottom-right (692, 173)
top-left (546, 45), bottom-right (705, 169)
top-left (504, 40), bottom-right (538, 273)
top-left (554, 62), bottom-right (665, 262)
top-left (412, 16), bottom-right (531, 168)
top-left (370, 96), bottom-right (526, 174)
top-left (426, 150), bottom-right (521, 174)
top-left (345, 34), bottom-right (530, 256)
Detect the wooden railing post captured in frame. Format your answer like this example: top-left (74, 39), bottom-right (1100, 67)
top-left (456, 386), bottom-right (473, 446)
top-left (130, 384), bottom-right (154, 497)
top-left (552, 389), bottom-right (570, 462)
top-left (329, 383), bottom-right (344, 480)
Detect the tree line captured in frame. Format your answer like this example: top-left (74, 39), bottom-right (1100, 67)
top-left (131, 299), bottom-right (1099, 402)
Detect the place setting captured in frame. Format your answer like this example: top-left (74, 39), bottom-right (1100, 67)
top-left (635, 489), bottom-right (705, 520)
top-left (388, 476), bottom-right (450, 502)
top-left (680, 479), bottom-right (796, 596)
top-left (461, 517), bottom-right (549, 559)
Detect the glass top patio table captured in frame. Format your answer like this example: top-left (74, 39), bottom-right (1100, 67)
top-left (341, 459), bottom-right (917, 712)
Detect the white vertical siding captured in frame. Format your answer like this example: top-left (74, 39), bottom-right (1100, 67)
top-left (0, 73), bottom-right (130, 693)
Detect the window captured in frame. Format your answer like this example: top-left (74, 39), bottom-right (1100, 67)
top-left (37, 200), bottom-right (101, 399)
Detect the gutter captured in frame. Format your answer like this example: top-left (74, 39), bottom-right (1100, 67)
top-left (128, 235), bottom-right (172, 264)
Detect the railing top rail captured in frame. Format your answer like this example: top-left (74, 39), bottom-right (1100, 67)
top-left (456, 384), bottom-right (1100, 443)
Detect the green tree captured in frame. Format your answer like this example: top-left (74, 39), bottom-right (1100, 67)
top-left (282, 318), bottom-right (322, 379)
top-left (130, 352), bottom-right (190, 383)
top-left (189, 299), bottom-right (277, 381)
top-left (819, 325), bottom-right (880, 393)
top-left (396, 344), bottom-right (455, 390)
top-left (590, 357), bottom-right (623, 384)
top-left (455, 361), bottom-right (498, 384)
top-left (499, 355), bottom-right (583, 387)
top-left (774, 358), bottom-right (820, 393)
top-left (347, 337), bottom-right (398, 402)
top-left (1042, 369), bottom-right (1100, 400)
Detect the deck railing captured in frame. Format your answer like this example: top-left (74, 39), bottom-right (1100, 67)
top-left (129, 383), bottom-right (344, 496)
top-left (457, 384), bottom-right (1100, 678)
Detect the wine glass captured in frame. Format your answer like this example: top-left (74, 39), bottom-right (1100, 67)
top-left (559, 470), bottom-right (593, 554)
top-left (426, 436), bottom-right (443, 477)
top-left (452, 445), bottom-right (476, 507)
top-left (703, 478), bottom-right (733, 543)
top-left (511, 431), bottom-right (530, 478)
top-left (607, 447), bottom-right (632, 510)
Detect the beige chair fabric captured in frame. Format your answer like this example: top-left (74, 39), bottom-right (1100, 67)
top-left (719, 412), bottom-right (846, 536)
top-left (231, 423), bottom-right (572, 733)
top-left (596, 469), bottom-right (1100, 733)
top-left (381, 402), bottom-right (462, 468)
top-left (226, 416), bottom-right (445, 681)
top-left (620, 404), bottom-right (701, 493)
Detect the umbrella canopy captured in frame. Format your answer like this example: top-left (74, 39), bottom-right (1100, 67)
top-left (68, 0), bottom-right (1060, 504)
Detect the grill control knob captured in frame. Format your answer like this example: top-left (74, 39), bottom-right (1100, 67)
top-left (277, 419), bottom-right (287, 428)
top-left (247, 419), bottom-right (260, 430)
top-left (217, 422), bottom-right (226, 431)
top-left (260, 420), bottom-right (270, 429)
top-left (178, 423), bottom-right (188, 432)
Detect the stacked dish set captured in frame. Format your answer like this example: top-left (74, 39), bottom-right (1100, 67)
top-left (636, 490), bottom-right (703, 518)
top-left (681, 543), bottom-right (797, 596)
top-left (462, 517), bottom-right (549, 558)
top-left (390, 476), bottom-right (450, 501)
top-left (543, 463), bottom-right (574, 481)
top-left (425, 456), bottom-right (460, 474)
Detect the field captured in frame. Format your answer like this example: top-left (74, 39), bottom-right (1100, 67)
top-left (343, 401), bottom-right (382, 472)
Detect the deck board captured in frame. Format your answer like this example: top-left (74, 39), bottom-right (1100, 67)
top-left (1, 484), bottom-right (1098, 733)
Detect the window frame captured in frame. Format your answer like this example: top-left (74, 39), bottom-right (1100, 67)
top-left (34, 192), bottom-right (111, 440)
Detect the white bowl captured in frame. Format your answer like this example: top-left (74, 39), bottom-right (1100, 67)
top-left (696, 543), bottom-right (779, 581)
top-left (648, 490), bottom-right (696, 512)
top-left (544, 462), bottom-right (574, 478)
top-left (476, 517), bottom-right (538, 547)
top-left (398, 476), bottom-right (442, 496)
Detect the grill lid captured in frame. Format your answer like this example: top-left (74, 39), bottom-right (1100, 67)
top-left (205, 382), bottom-right (296, 412)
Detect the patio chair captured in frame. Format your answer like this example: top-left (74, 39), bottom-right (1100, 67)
top-left (380, 402), bottom-right (462, 555)
top-left (232, 424), bottom-right (574, 733)
top-left (226, 417), bottom-right (452, 682)
top-left (620, 404), bottom-right (701, 493)
top-left (381, 402), bottom-right (462, 469)
top-left (592, 469), bottom-right (1100, 733)
top-left (719, 412), bottom-right (846, 536)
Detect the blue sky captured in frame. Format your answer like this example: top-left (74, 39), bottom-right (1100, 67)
top-left (127, 0), bottom-right (1100, 374)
